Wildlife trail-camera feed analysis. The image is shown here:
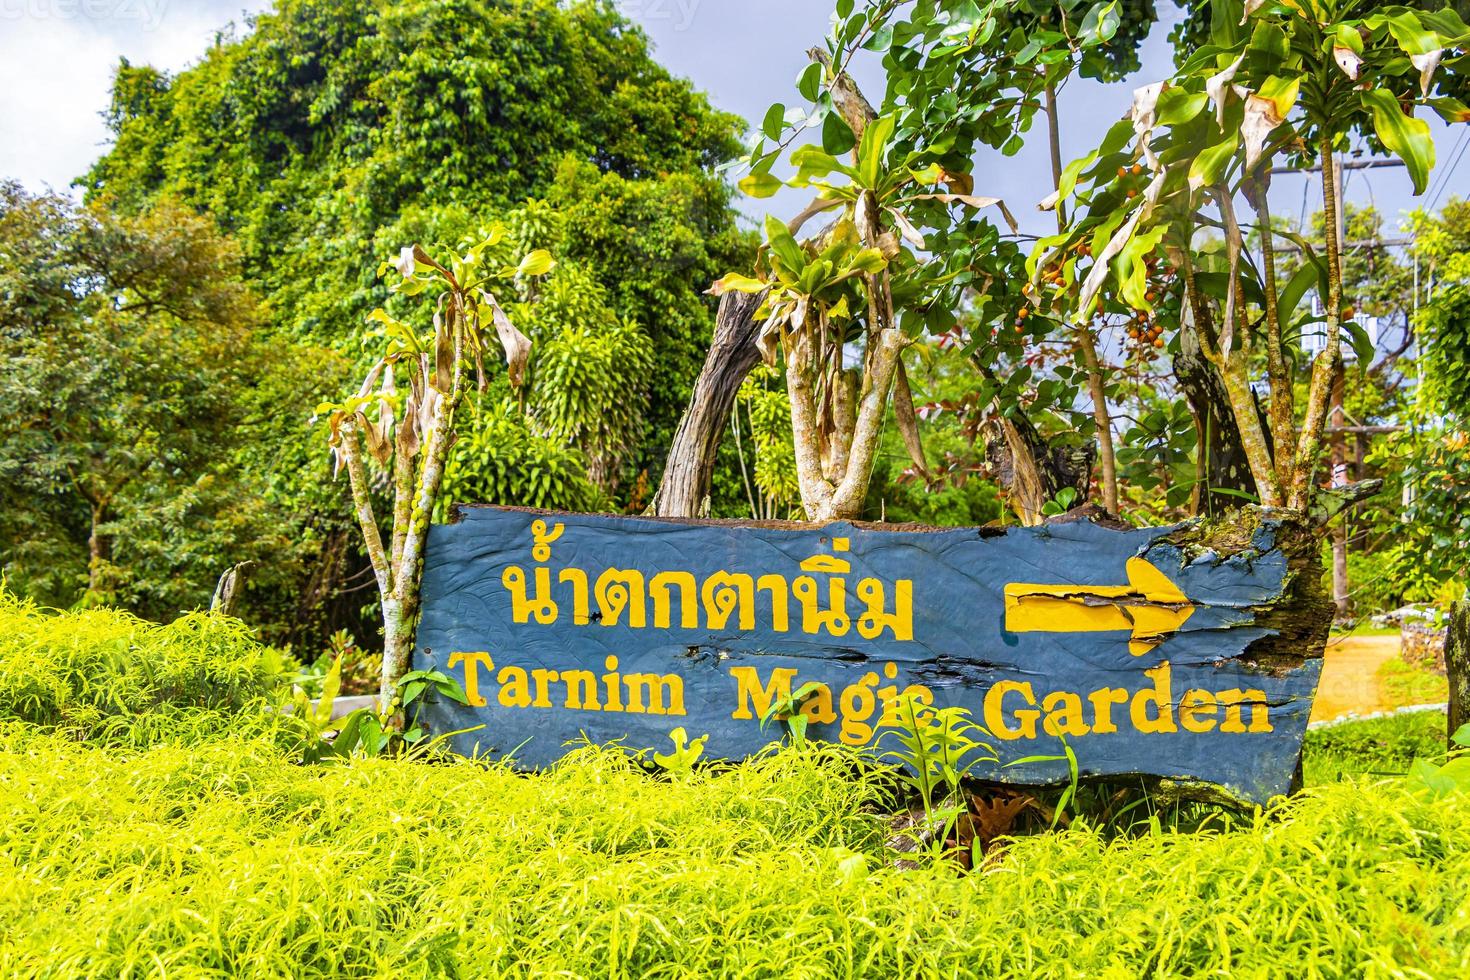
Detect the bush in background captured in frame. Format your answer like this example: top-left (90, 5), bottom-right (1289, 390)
top-left (0, 591), bottom-right (284, 736)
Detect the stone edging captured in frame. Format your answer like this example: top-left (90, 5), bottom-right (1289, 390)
top-left (1308, 702), bottom-right (1448, 730)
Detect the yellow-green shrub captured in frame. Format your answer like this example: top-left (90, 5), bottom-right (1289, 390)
top-left (1, 717), bottom-right (1467, 978)
top-left (0, 590), bottom-right (283, 734)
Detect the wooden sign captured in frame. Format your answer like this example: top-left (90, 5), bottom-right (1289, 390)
top-left (415, 507), bottom-right (1329, 803)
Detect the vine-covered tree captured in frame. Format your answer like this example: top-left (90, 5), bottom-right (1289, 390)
top-left (67, 0), bottom-right (753, 652)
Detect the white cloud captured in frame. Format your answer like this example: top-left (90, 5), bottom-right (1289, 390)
top-left (0, 0), bottom-right (266, 195)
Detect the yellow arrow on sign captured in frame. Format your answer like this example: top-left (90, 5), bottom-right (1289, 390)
top-left (1004, 557), bottom-right (1195, 657)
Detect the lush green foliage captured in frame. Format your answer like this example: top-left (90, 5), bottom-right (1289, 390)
top-left (0, 184), bottom-right (343, 625)
top-left (1303, 709), bottom-right (1449, 784)
top-left (440, 395), bottom-right (610, 515)
top-left (0, 591), bottom-right (283, 736)
top-left (0, 703), bottom-right (1467, 975)
top-left (86, 0), bottom-right (741, 343)
top-left (1, 600), bottom-right (1466, 975)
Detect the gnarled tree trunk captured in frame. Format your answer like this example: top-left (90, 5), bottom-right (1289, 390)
top-left (1448, 600), bottom-right (1470, 749)
top-left (1174, 316), bottom-right (1259, 516)
top-left (982, 411), bottom-right (1095, 526)
top-left (653, 291), bottom-right (765, 519)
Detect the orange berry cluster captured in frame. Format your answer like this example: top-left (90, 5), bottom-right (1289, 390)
top-left (1125, 256), bottom-right (1174, 362)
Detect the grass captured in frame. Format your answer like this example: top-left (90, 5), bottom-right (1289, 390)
top-left (1379, 657), bottom-right (1451, 708)
top-left (1303, 709), bottom-right (1450, 786)
top-left (1, 599), bottom-right (1468, 977)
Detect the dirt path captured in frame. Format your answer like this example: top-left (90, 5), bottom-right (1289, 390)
top-left (1310, 634), bottom-right (1406, 724)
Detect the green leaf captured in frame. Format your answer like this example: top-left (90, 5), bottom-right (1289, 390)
top-left (1333, 23), bottom-right (1363, 55)
top-left (401, 679), bottom-right (427, 707)
top-left (1361, 90), bottom-right (1434, 194)
top-left (862, 23), bottom-right (893, 52)
top-left (739, 171), bottom-right (784, 198)
top-left (797, 62), bottom-right (823, 102)
top-left (1428, 97), bottom-right (1470, 123)
top-left (1383, 11), bottom-right (1440, 56)
top-left (857, 114), bottom-right (897, 189)
top-left (1079, 1), bottom-right (1120, 47)
top-left (1156, 90), bottom-right (1208, 127)
top-left (762, 103), bottom-right (786, 141)
top-left (433, 676), bottom-right (471, 705)
top-left (708, 272), bottom-right (768, 296)
top-left (516, 249), bottom-right (554, 277)
top-left (847, 247), bottom-right (888, 276)
top-left (791, 144), bottom-right (854, 184)
top-left (1343, 319), bottom-right (1376, 365)
top-left (1277, 258), bottom-right (1324, 322)
top-left (764, 215), bottom-right (807, 275)
top-left (315, 655), bottom-right (343, 727)
top-left (822, 111), bottom-right (856, 155)
top-left (1257, 75), bottom-right (1300, 118)
top-left (1188, 131), bottom-right (1238, 189)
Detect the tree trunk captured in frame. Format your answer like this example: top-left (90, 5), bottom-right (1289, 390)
top-left (86, 501), bottom-right (114, 602)
top-left (983, 411), bottom-right (1094, 526)
top-left (1173, 317), bottom-right (1259, 515)
top-left (1076, 324), bottom-right (1118, 514)
top-left (210, 561), bottom-right (256, 618)
top-left (653, 291), bottom-right (765, 519)
top-left (1329, 371), bottom-right (1350, 618)
top-left (1448, 600), bottom-right (1470, 748)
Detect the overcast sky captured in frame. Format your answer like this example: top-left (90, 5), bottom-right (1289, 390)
top-left (1, 0), bottom-right (1459, 238)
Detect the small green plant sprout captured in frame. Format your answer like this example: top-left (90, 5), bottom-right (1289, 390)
top-left (318, 228), bottom-right (553, 720)
top-left (1040, 486), bottom-right (1080, 518)
top-left (759, 681), bottom-right (827, 747)
top-left (880, 694), bottom-right (999, 813)
top-left (652, 727), bottom-right (708, 777)
top-left (290, 653), bottom-right (351, 764)
top-left (290, 659), bottom-right (470, 764)
top-left (397, 668), bottom-right (471, 747)
top-left (1408, 724), bottom-right (1470, 800)
top-left (1004, 734), bottom-right (1082, 830)
top-left (879, 693), bottom-right (999, 863)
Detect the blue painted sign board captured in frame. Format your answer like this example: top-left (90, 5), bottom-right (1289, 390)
top-left (416, 507), bottom-right (1324, 803)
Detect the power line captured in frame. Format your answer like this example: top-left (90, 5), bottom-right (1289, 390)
top-left (1426, 127), bottom-right (1466, 206)
top-left (1427, 129), bottom-right (1470, 213)
top-left (1275, 159), bottom-right (1407, 175)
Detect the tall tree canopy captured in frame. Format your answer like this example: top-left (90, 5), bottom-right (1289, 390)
top-left (83, 0), bottom-right (744, 344)
top-left (57, 0), bottom-right (754, 649)
top-left (0, 184), bottom-right (339, 621)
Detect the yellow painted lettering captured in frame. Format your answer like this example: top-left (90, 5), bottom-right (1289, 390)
top-left (624, 674), bottom-right (686, 716)
top-left (447, 652), bottom-right (494, 707)
top-left (985, 681), bottom-right (1039, 741)
top-left (1042, 690), bottom-right (1090, 737)
top-left (531, 669), bottom-right (559, 708)
top-left (838, 672), bottom-right (879, 746)
top-left (497, 666), bottom-right (531, 709)
top-left (799, 684), bottom-right (837, 725)
top-left (1218, 689), bottom-right (1272, 733)
top-left (1130, 662), bottom-right (1177, 734)
top-left (602, 656), bottom-right (624, 713)
top-left (1087, 687), bottom-right (1129, 734)
top-left (729, 666), bottom-right (797, 721)
top-left (561, 669), bottom-right (600, 711)
top-left (1179, 689), bottom-right (1217, 733)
